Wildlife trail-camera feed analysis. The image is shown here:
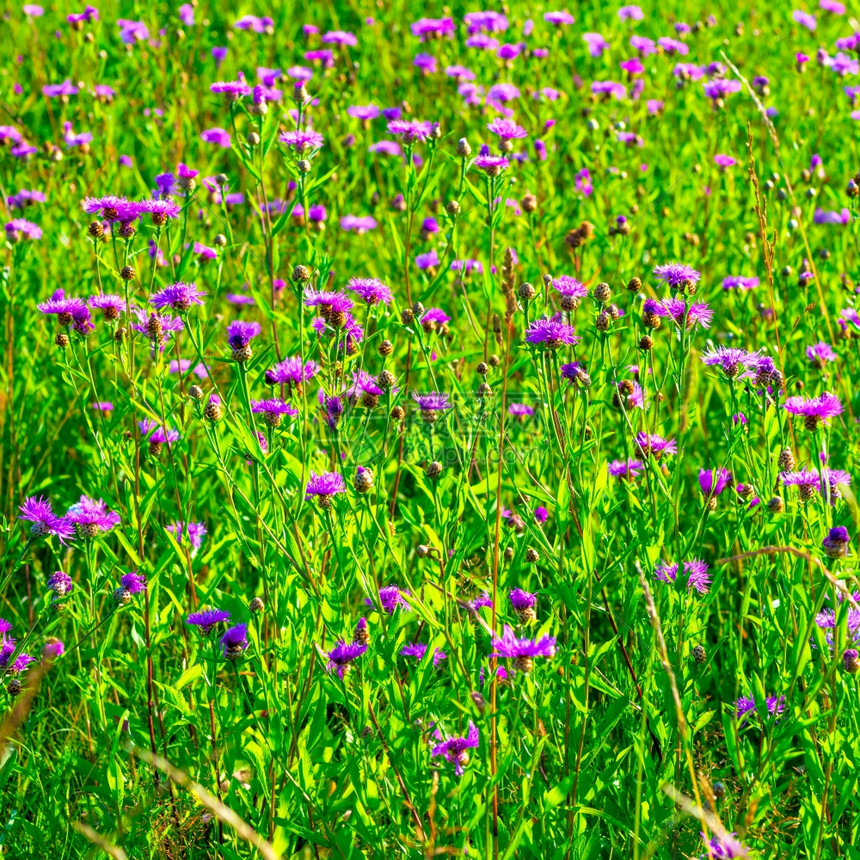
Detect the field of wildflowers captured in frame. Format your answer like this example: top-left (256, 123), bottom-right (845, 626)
top-left (2, 1), bottom-right (860, 857)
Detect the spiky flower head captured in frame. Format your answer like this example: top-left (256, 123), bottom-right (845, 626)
top-left (186, 608), bottom-right (231, 635)
top-left (784, 393), bottom-right (843, 430)
top-left (400, 642), bottom-right (447, 666)
top-left (635, 432), bottom-right (677, 458)
top-left (326, 640), bottom-right (367, 678)
top-left (698, 467), bottom-right (732, 498)
top-left (220, 623), bottom-right (249, 659)
top-left (823, 526), bottom-right (850, 558)
top-left (652, 261), bottom-right (701, 288)
top-left (431, 722), bottom-right (479, 775)
top-left (608, 459), bottom-right (644, 479)
top-left (18, 496), bottom-right (74, 542)
top-left (150, 282), bottom-right (206, 313)
top-left (346, 277), bottom-right (393, 305)
top-left (654, 559), bottom-right (711, 593)
top-left (65, 496), bottom-right (120, 538)
top-left (525, 314), bottom-right (580, 348)
top-left (365, 585), bottom-right (410, 615)
top-left (700, 346), bottom-right (761, 379)
top-left (305, 471), bottom-right (347, 506)
top-left (491, 625), bottom-right (556, 672)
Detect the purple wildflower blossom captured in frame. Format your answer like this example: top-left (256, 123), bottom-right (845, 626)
top-left (18, 496), bottom-right (74, 542)
top-left (736, 694), bottom-right (785, 720)
top-left (306, 472), bottom-right (347, 504)
top-left (226, 320), bottom-right (261, 348)
top-left (265, 357), bottom-right (319, 390)
top-left (431, 722), bottom-right (479, 775)
top-left (608, 459), bottom-right (645, 479)
top-left (700, 346), bottom-right (761, 379)
top-left (151, 282), bottom-right (206, 312)
top-left (365, 585), bottom-right (410, 615)
top-left (400, 642), bottom-right (447, 666)
top-left (652, 261), bottom-right (701, 288)
top-left (487, 117), bottom-right (528, 140)
top-left (186, 608), bottom-right (230, 634)
top-left (220, 623), bottom-right (249, 659)
top-left (327, 641), bottom-right (367, 678)
top-left (635, 433), bottom-right (677, 458)
top-left (47, 571), bottom-right (73, 596)
top-left (525, 315), bottom-right (580, 348)
top-left (823, 526), bottom-right (850, 558)
top-left (491, 625), bottom-right (556, 671)
top-left (806, 342), bottom-right (837, 367)
top-left (784, 393), bottom-right (843, 429)
top-left (166, 521), bottom-right (207, 552)
top-left (699, 468), bottom-right (732, 497)
top-left (654, 559), bottom-right (711, 593)
top-left (66, 495), bottom-right (120, 537)
top-left (121, 572), bottom-right (146, 594)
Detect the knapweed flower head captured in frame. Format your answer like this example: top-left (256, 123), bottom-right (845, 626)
top-left (654, 559), bottom-right (711, 593)
top-left (0, 640), bottom-right (35, 675)
top-left (150, 282), bottom-right (206, 313)
top-left (806, 342), bottom-right (837, 367)
top-left (66, 495), bottom-right (120, 538)
top-left (387, 119), bottom-right (435, 144)
top-left (252, 398), bottom-right (298, 426)
top-left (47, 570), bottom-right (73, 597)
top-left (305, 471), bottom-right (347, 507)
top-left (220, 623), bottom-right (249, 659)
top-left (265, 356), bottom-right (319, 390)
top-left (412, 391), bottom-right (452, 421)
top-left (326, 641), bottom-right (367, 678)
top-left (346, 277), bottom-right (393, 305)
top-left (703, 79), bottom-right (742, 101)
top-left (525, 315), bottom-right (580, 348)
top-left (652, 261), bottom-right (701, 289)
top-left (38, 297), bottom-right (88, 325)
top-left (491, 625), bottom-right (556, 672)
top-left (166, 521), bottom-right (207, 552)
top-left (121, 572), bottom-right (147, 594)
top-left (702, 833), bottom-right (750, 859)
top-left (722, 275), bottom-right (759, 291)
top-left (6, 219), bottom-right (42, 240)
top-left (19, 495), bottom-right (74, 542)
top-left (698, 467), bottom-right (732, 498)
top-left (635, 432), bottom-right (677, 458)
top-left (431, 722), bottom-right (479, 775)
top-left (365, 585), bottom-right (411, 615)
top-left (608, 459), bottom-right (645, 479)
top-left (552, 276), bottom-right (588, 299)
top-left (89, 294), bottom-right (126, 320)
top-left (700, 346), bottom-right (761, 379)
top-left (139, 199), bottom-right (181, 224)
top-left (400, 642), bottom-right (447, 666)
top-left (784, 393), bottom-right (843, 430)
top-left (823, 526), bottom-right (850, 558)
top-left (736, 694), bottom-right (785, 721)
top-left (186, 608), bottom-right (230, 635)
top-left (226, 320), bottom-right (261, 348)
top-left (487, 117), bottom-right (527, 140)
top-left (474, 154), bottom-right (509, 177)
top-left (659, 298), bottom-right (713, 329)
top-left (139, 419), bottom-right (180, 447)
top-left (279, 128), bottom-right (325, 154)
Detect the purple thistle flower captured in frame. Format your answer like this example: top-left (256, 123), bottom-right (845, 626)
top-left (186, 608), bottom-right (230, 634)
top-left (47, 570), bottom-right (73, 596)
top-left (305, 472), bottom-right (347, 505)
top-left (279, 129), bottom-right (325, 154)
top-left (735, 694), bottom-right (785, 721)
top-left (660, 298), bottom-right (713, 330)
top-left (0, 640), bottom-right (34, 674)
top-left (823, 526), bottom-right (850, 558)
top-left (220, 623), bottom-right (249, 659)
top-left (138, 419), bottom-right (180, 446)
top-left (544, 10), bottom-right (575, 26)
top-left (166, 521), bottom-right (207, 552)
top-left (412, 391), bottom-right (452, 416)
top-left (387, 119), bottom-right (435, 144)
top-left (346, 277), bottom-right (393, 305)
top-left (210, 80), bottom-right (252, 100)
top-left (38, 297), bottom-right (88, 325)
top-left (525, 315), bottom-right (580, 348)
top-left (784, 393), bottom-right (843, 430)
top-left (552, 276), bottom-right (588, 299)
top-left (365, 585), bottom-right (410, 615)
top-left (703, 79), bottom-right (742, 100)
top-left (251, 399), bottom-right (298, 425)
top-left (560, 361), bottom-right (591, 386)
top-left (635, 432), bottom-right (677, 459)
top-left (66, 495), bottom-right (120, 538)
top-left (18, 496), bottom-right (74, 542)
top-left (806, 342), bottom-right (837, 367)
top-left (699, 468), bottom-right (732, 497)
top-left (654, 559), bottom-right (711, 593)
top-left (780, 468), bottom-right (822, 498)
top-left (509, 588), bottom-right (537, 612)
top-left (487, 117), bottom-right (528, 140)
top-left (474, 154), bottom-right (510, 176)
top-left (722, 275), bottom-right (760, 291)
top-left (151, 282), bottom-right (206, 313)
top-left (121, 572), bottom-right (147, 594)
top-left (431, 722), bottom-right (479, 775)
top-left (89, 294), bottom-right (127, 319)
top-left (226, 320), bottom-right (261, 348)
top-left (702, 832), bottom-right (750, 859)
top-left (534, 506), bottom-right (549, 523)
top-left (508, 403), bottom-right (534, 417)
top-left (653, 262), bottom-right (701, 288)
top-left (327, 641), bottom-right (367, 678)
top-left (5, 219), bottom-right (42, 240)
top-left (265, 357), bottom-right (319, 390)
top-left (700, 346), bottom-right (761, 379)
top-left (608, 458), bottom-right (645, 479)
top-left (400, 642), bottom-right (447, 667)
top-left (491, 625), bottom-right (556, 671)
top-left (139, 199), bottom-right (181, 224)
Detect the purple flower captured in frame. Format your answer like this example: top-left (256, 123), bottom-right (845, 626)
top-left (654, 559), bottom-right (711, 593)
top-left (700, 346), bottom-right (761, 379)
top-left (491, 625), bottom-right (556, 671)
top-left (305, 472), bottom-right (347, 505)
top-left (279, 129), bottom-right (325, 153)
top-left (139, 199), bottom-right (181, 224)
top-left (525, 315), bottom-right (579, 348)
top-left (534, 506), bottom-right (549, 523)
top-left (784, 393), bottom-right (843, 429)
top-left (806, 342), bottom-right (837, 367)
top-left (234, 15), bottom-right (272, 33)
top-left (714, 154), bottom-right (736, 169)
top-left (431, 722), bottom-right (479, 775)
top-left (736, 694), bottom-right (785, 720)
top-left (813, 208), bottom-right (852, 225)
top-left (327, 641), bottom-right (366, 678)
top-left (0, 640), bottom-right (34, 675)
top-left (118, 572), bottom-right (146, 595)
top-left (186, 608), bottom-right (230, 634)
top-left (151, 282), bottom-right (206, 313)
top-left (365, 585), bottom-right (410, 615)
top-left (37, 297), bottom-right (88, 324)
top-left (509, 588), bottom-right (537, 613)
top-left (722, 276), bottom-right (759, 290)
top-left (166, 521), bottom-right (207, 552)
top-left (18, 496), bottom-right (74, 543)
top-left (544, 10), bottom-right (575, 26)
top-left (265, 357), bottom-right (318, 391)
top-left (43, 80), bottom-right (78, 98)
top-left (618, 5), bottom-right (644, 20)
top-left (6, 219), bottom-right (42, 240)
top-left (792, 9), bottom-right (817, 29)
top-left (699, 467), bottom-right (732, 497)
top-left (66, 495), bottom-right (120, 538)
top-left (410, 17), bottom-right (455, 40)
top-left (47, 571), bottom-right (73, 597)
top-left (487, 117), bottom-right (528, 140)
top-left (703, 79), bottom-right (742, 101)
top-left (659, 298), bottom-right (713, 330)
top-left (201, 128), bottom-right (231, 148)
top-left (652, 261), bottom-right (701, 288)
top-left (226, 320), bottom-right (261, 349)
top-left (139, 420), bottom-right (180, 447)
top-left (412, 391), bottom-right (452, 417)
top-left (387, 119), bottom-right (435, 144)
top-left (702, 833), bottom-right (750, 859)
top-left (252, 399), bottom-right (298, 425)
top-left (608, 458), bottom-right (645, 479)
top-left (400, 642), bottom-right (447, 666)
top-left (220, 623), bottom-right (249, 659)
top-left (322, 29), bottom-right (357, 46)
top-left (474, 154), bottom-right (509, 176)
top-left (552, 276), bottom-right (588, 300)
top-left (508, 403), bottom-right (534, 417)
top-left (415, 250), bottom-right (440, 270)
top-left (823, 526), bottom-right (850, 558)
top-left (635, 433), bottom-right (677, 459)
